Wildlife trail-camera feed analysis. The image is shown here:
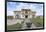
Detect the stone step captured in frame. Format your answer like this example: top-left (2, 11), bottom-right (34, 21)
top-left (24, 19), bottom-right (32, 23)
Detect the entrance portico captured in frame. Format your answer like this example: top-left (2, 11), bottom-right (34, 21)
top-left (25, 15), bottom-right (28, 18)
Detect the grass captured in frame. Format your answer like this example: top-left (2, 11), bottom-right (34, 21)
top-left (32, 16), bottom-right (43, 27)
top-left (7, 16), bottom-right (43, 30)
top-left (7, 23), bottom-right (22, 30)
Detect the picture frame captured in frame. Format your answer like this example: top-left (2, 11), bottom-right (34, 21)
top-left (5, 0), bottom-right (44, 31)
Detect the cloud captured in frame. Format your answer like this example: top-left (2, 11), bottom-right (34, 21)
top-left (7, 2), bottom-right (20, 11)
top-left (7, 2), bottom-right (43, 16)
top-left (7, 11), bottom-right (14, 16)
top-left (15, 3), bottom-right (34, 10)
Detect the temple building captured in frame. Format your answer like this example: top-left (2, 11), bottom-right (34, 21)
top-left (13, 9), bottom-right (36, 19)
top-left (7, 9), bottom-right (36, 27)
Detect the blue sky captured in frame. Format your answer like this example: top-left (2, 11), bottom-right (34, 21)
top-left (7, 2), bottom-right (43, 16)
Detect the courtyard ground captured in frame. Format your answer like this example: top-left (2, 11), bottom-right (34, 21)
top-left (7, 17), bottom-right (43, 30)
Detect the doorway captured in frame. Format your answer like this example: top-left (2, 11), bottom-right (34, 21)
top-left (25, 15), bottom-right (28, 18)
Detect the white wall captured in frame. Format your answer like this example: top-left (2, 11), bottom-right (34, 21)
top-left (21, 15), bottom-right (24, 18)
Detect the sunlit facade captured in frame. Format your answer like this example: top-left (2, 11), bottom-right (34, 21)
top-left (14, 9), bottom-right (36, 19)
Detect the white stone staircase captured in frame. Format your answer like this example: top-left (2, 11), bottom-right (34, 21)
top-left (21, 18), bottom-right (32, 29)
top-left (24, 18), bottom-right (32, 23)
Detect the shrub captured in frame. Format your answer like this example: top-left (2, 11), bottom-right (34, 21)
top-left (26, 23), bottom-right (32, 28)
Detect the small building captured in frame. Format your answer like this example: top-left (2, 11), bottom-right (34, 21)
top-left (7, 16), bottom-right (14, 19)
